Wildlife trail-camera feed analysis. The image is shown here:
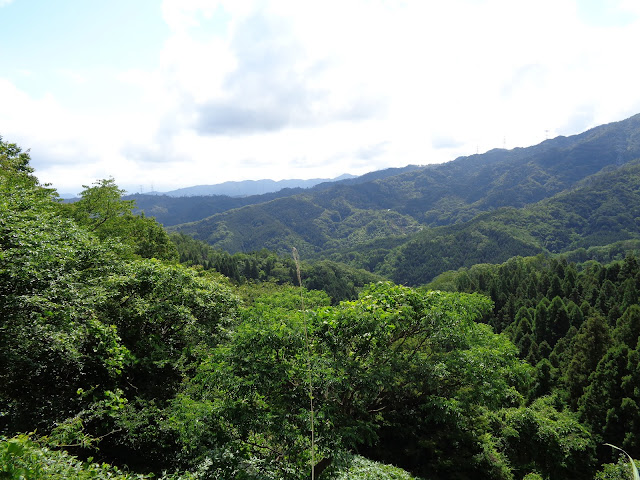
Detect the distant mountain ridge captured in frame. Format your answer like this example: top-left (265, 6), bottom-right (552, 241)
top-left (165, 112), bottom-right (640, 284)
top-left (156, 174), bottom-right (357, 197)
top-left (130, 165), bottom-right (423, 226)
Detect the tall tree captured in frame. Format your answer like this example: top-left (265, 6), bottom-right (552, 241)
top-left (66, 178), bottom-right (178, 261)
top-left (564, 315), bottom-right (612, 408)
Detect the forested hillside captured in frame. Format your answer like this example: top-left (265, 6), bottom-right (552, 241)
top-left (427, 254), bottom-right (640, 468)
top-left (162, 114), bottom-right (640, 284)
top-left (169, 232), bottom-right (383, 304)
top-left (128, 165), bottom-right (422, 227)
top-left (351, 159), bottom-right (640, 285)
top-left (5, 134), bottom-right (639, 479)
top-left (127, 188), bottom-right (308, 226)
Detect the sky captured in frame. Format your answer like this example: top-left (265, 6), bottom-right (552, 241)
top-left (2, 0), bottom-right (640, 195)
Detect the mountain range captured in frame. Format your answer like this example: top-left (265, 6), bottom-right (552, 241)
top-left (151, 174), bottom-right (357, 197)
top-left (133, 113), bottom-right (640, 285)
top-left (127, 165), bottom-right (422, 225)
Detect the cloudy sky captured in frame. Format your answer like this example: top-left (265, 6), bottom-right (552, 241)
top-left (2, 0), bottom-right (640, 194)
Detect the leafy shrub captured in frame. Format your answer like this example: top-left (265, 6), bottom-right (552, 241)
top-left (323, 453), bottom-right (425, 480)
top-left (0, 434), bottom-right (150, 479)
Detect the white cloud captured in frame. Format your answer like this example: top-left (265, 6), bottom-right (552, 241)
top-left (3, 0), bottom-right (640, 193)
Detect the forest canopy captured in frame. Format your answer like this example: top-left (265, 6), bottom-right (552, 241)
top-left (1, 137), bottom-right (639, 479)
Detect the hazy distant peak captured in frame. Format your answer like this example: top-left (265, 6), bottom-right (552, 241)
top-left (161, 174), bottom-right (357, 197)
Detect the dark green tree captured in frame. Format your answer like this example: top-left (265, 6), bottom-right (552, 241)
top-left (579, 345), bottom-right (639, 456)
top-left (533, 297), bottom-right (551, 345)
top-left (564, 315), bottom-right (612, 408)
top-left (547, 296), bottom-right (571, 346)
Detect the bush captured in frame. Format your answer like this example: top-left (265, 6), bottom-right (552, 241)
top-left (0, 434), bottom-right (150, 479)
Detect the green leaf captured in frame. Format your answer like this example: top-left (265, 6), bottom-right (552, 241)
top-left (605, 444), bottom-right (640, 480)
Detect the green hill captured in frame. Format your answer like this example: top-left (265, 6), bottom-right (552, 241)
top-left (129, 165), bottom-right (422, 226)
top-left (364, 159), bottom-right (640, 284)
top-left (168, 113), bottom-right (640, 278)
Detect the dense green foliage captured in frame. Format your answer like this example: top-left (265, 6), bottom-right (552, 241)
top-left (2, 132), bottom-right (640, 479)
top-left (64, 178), bottom-right (179, 262)
top-left (0, 433), bottom-right (152, 480)
top-left (178, 282), bottom-right (581, 479)
top-left (427, 253), bottom-right (640, 466)
top-left (170, 232), bottom-right (383, 304)
top-left (1, 139), bottom-right (236, 474)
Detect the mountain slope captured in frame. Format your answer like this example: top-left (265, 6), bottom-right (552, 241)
top-left (128, 188), bottom-right (306, 226)
top-left (170, 113), bottom-right (640, 258)
top-left (349, 159), bottom-right (640, 285)
top-left (371, 112), bottom-right (640, 225)
top-left (130, 165), bottom-right (423, 227)
top-left (170, 195), bottom-right (423, 255)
